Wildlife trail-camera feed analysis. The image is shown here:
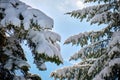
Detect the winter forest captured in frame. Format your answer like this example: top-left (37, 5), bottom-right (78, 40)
top-left (0, 0), bottom-right (120, 80)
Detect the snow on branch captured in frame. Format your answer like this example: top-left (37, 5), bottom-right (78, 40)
top-left (108, 31), bottom-right (120, 48)
top-left (0, 0), bottom-right (63, 74)
top-left (66, 3), bottom-right (111, 22)
top-left (64, 26), bottom-right (112, 47)
top-left (67, 1), bottom-right (120, 25)
top-left (93, 67), bottom-right (111, 80)
top-left (69, 39), bottom-right (109, 61)
top-left (107, 31), bottom-right (120, 57)
top-left (108, 58), bottom-right (120, 67)
top-left (87, 54), bottom-right (108, 76)
top-left (93, 58), bottom-right (120, 80)
top-left (0, 0), bottom-right (53, 30)
top-left (64, 32), bottom-right (89, 46)
top-left (84, 0), bottom-right (115, 3)
top-left (92, 31), bottom-right (120, 80)
top-left (50, 61), bottom-right (92, 79)
top-left (44, 30), bottom-right (61, 43)
top-left (91, 12), bottom-right (120, 25)
top-left (27, 29), bottom-right (63, 64)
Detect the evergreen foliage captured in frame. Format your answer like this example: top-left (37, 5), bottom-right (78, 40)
top-left (0, 0), bottom-right (63, 79)
top-left (51, 0), bottom-right (120, 80)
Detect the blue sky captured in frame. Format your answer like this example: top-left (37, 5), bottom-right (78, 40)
top-left (20, 0), bottom-right (105, 80)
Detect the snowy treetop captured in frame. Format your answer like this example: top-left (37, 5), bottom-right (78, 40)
top-left (0, 0), bottom-right (63, 76)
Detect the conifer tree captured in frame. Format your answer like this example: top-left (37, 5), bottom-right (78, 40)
top-left (0, 0), bottom-right (63, 79)
top-left (51, 0), bottom-right (120, 80)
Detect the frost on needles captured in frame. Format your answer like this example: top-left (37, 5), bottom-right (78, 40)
top-left (51, 0), bottom-right (120, 80)
top-left (0, 0), bottom-right (63, 79)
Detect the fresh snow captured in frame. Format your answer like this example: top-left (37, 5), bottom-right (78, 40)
top-left (51, 1), bottom-right (120, 79)
top-left (93, 67), bottom-right (111, 80)
top-left (0, 0), bottom-right (63, 62)
top-left (27, 29), bottom-right (63, 61)
top-left (108, 31), bottom-right (120, 48)
top-left (109, 58), bottom-right (120, 67)
top-left (0, 0), bottom-right (53, 29)
top-left (0, 0), bottom-right (63, 79)
top-left (22, 8), bottom-right (53, 30)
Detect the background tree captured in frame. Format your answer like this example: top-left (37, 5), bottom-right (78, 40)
top-left (51, 0), bottom-right (120, 80)
top-left (0, 0), bottom-right (63, 80)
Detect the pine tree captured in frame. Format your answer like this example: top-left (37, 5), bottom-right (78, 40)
top-left (51, 0), bottom-right (120, 80)
top-left (0, 0), bottom-right (63, 80)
